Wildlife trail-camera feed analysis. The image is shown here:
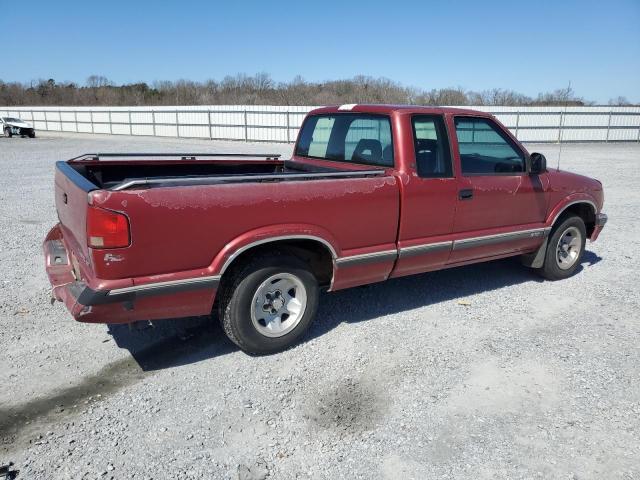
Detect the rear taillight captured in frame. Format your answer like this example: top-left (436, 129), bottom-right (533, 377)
top-left (87, 207), bottom-right (130, 249)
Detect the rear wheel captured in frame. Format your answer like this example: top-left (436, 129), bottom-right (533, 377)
top-left (28, 130), bottom-right (36, 138)
top-left (537, 215), bottom-right (586, 280)
top-left (218, 253), bottom-right (319, 355)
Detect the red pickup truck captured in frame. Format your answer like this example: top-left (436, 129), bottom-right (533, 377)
top-left (44, 105), bottom-right (607, 354)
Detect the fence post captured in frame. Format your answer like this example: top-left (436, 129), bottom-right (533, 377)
top-left (151, 110), bottom-right (156, 136)
top-left (59, 110), bottom-right (63, 132)
top-left (176, 111), bottom-right (180, 138)
top-left (244, 110), bottom-right (249, 142)
top-left (108, 111), bottom-right (113, 135)
top-left (244, 110), bottom-right (248, 142)
top-left (74, 110), bottom-right (78, 132)
top-left (44, 110), bottom-right (48, 131)
top-left (128, 110), bottom-right (132, 135)
top-left (208, 110), bottom-right (213, 140)
top-left (90, 110), bottom-right (94, 134)
top-left (514, 111), bottom-right (520, 139)
top-left (605, 110), bottom-right (612, 143)
top-left (286, 111), bottom-right (291, 143)
top-left (557, 111), bottom-right (564, 143)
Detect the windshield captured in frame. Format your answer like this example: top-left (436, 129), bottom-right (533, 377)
top-left (295, 113), bottom-right (394, 167)
top-left (2, 117), bottom-right (23, 123)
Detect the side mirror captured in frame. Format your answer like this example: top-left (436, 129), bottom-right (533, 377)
top-left (529, 152), bottom-right (547, 174)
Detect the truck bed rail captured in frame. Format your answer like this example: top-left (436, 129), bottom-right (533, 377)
top-left (111, 168), bottom-right (386, 191)
top-left (69, 152), bottom-right (282, 162)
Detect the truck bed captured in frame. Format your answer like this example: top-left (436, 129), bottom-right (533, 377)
top-left (61, 153), bottom-right (385, 191)
top-left (53, 151), bottom-right (399, 289)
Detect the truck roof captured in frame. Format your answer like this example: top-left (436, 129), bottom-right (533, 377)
top-left (308, 104), bottom-right (490, 116)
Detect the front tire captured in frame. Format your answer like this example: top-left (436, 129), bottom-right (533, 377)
top-left (537, 215), bottom-right (586, 280)
top-left (218, 253), bottom-right (319, 355)
top-left (3, 128), bottom-right (11, 138)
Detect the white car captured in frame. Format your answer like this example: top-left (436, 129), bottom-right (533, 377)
top-left (1, 116), bottom-right (36, 138)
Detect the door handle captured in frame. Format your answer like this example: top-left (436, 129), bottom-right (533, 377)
top-left (459, 188), bottom-right (473, 200)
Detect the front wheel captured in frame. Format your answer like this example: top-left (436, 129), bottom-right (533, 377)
top-left (537, 215), bottom-right (586, 280)
top-left (218, 253), bottom-right (319, 355)
top-left (3, 128), bottom-right (11, 138)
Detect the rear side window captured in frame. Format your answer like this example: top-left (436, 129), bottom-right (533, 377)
top-left (454, 117), bottom-right (525, 175)
top-left (296, 114), bottom-right (394, 167)
top-left (412, 115), bottom-right (452, 178)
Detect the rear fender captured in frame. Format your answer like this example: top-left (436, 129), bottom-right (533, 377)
top-left (209, 223), bottom-right (340, 279)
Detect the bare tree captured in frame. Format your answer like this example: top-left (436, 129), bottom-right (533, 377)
top-left (0, 74), bottom-right (621, 107)
top-left (609, 96), bottom-right (631, 106)
top-left (86, 75), bottom-right (112, 88)
top-left (533, 83), bottom-right (587, 106)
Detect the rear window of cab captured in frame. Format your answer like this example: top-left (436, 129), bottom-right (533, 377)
top-left (295, 114), bottom-right (394, 167)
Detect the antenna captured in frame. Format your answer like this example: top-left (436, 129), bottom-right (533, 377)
top-left (557, 80), bottom-right (571, 171)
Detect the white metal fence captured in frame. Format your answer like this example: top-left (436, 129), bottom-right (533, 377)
top-left (2, 105), bottom-right (639, 143)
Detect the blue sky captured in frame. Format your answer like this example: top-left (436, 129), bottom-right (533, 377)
top-left (1, 0), bottom-right (639, 103)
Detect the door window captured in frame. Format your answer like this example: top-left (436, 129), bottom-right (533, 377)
top-left (454, 117), bottom-right (525, 175)
top-left (412, 115), bottom-right (453, 178)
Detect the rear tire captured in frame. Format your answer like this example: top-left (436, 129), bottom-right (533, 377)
top-left (29, 130), bottom-right (36, 138)
top-left (218, 253), bottom-right (319, 355)
top-left (537, 215), bottom-right (586, 280)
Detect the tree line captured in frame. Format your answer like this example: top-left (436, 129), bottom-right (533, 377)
top-left (0, 74), bottom-right (634, 107)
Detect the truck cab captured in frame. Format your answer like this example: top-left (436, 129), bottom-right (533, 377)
top-left (293, 105), bottom-right (604, 284)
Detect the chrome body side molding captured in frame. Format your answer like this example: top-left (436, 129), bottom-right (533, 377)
top-left (398, 241), bottom-right (452, 258)
top-left (336, 228), bottom-right (551, 266)
top-left (72, 275), bottom-right (221, 306)
top-left (452, 228), bottom-right (550, 251)
top-left (107, 275), bottom-right (221, 296)
top-left (97, 227), bottom-right (551, 301)
top-left (335, 249), bottom-right (398, 267)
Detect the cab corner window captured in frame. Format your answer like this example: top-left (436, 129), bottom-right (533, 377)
top-left (454, 117), bottom-right (525, 175)
top-left (295, 114), bottom-right (393, 167)
top-left (412, 115), bottom-right (453, 178)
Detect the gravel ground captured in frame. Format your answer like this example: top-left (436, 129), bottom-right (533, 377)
top-left (0, 132), bottom-right (639, 480)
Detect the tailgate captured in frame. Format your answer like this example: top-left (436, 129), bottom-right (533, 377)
top-left (54, 161), bottom-right (97, 269)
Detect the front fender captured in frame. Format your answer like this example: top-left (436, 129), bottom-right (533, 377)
top-left (545, 194), bottom-right (598, 227)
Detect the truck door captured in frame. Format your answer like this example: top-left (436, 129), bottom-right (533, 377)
top-left (448, 115), bottom-right (549, 264)
top-left (390, 114), bottom-right (458, 278)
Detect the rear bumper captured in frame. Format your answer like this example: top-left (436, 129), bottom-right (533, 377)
top-left (44, 224), bottom-right (219, 324)
top-left (590, 212), bottom-right (608, 242)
